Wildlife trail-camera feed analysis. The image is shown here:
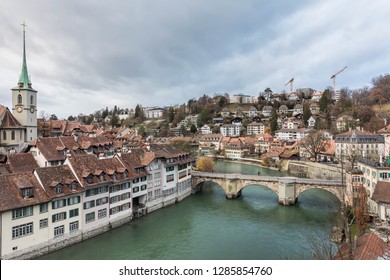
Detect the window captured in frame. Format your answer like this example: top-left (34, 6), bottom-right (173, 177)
top-left (166, 166), bottom-right (174, 172)
top-left (12, 222), bottom-right (33, 239)
top-left (85, 212), bottom-right (95, 223)
top-left (110, 195), bottom-right (120, 204)
top-left (20, 187), bottom-right (33, 198)
top-left (141, 185), bottom-right (147, 191)
top-left (54, 225), bottom-right (64, 237)
top-left (54, 184), bottom-right (63, 194)
top-left (99, 173), bottom-right (105, 181)
top-left (86, 175), bottom-right (94, 184)
top-left (11, 130), bottom-right (15, 140)
top-left (52, 212), bottom-right (66, 223)
top-left (96, 197), bottom-right (108, 206)
top-left (98, 209), bottom-right (107, 219)
top-left (83, 200), bottom-right (95, 209)
top-left (2, 131), bottom-right (6, 141)
top-left (70, 182), bottom-right (78, 191)
top-left (12, 206), bottom-right (33, 220)
top-left (133, 187), bottom-right (139, 193)
top-left (52, 199), bottom-right (66, 209)
top-left (30, 95), bottom-right (34, 105)
top-left (18, 94), bottom-right (22, 104)
top-left (166, 174), bottom-right (174, 182)
top-left (154, 172), bottom-right (161, 179)
top-left (67, 196), bottom-right (80, 205)
top-left (40, 203), bottom-right (48, 213)
top-left (69, 221), bottom-right (79, 232)
top-left (40, 218), bottom-right (48, 229)
top-left (69, 208), bottom-right (79, 218)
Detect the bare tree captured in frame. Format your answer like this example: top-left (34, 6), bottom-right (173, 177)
top-left (299, 130), bottom-right (329, 161)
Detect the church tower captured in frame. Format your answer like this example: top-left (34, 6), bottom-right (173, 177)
top-left (11, 22), bottom-right (37, 142)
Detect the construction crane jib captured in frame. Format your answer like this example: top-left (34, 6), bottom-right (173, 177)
top-left (330, 66), bottom-right (347, 92)
top-left (284, 78), bottom-right (294, 95)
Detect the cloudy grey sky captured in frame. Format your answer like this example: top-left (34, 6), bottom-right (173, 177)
top-left (1, 0), bottom-right (389, 118)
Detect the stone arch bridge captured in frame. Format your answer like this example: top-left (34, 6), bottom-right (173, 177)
top-left (192, 171), bottom-right (345, 205)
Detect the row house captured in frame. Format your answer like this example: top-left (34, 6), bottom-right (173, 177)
top-left (247, 123), bottom-right (266, 135)
top-left (357, 159), bottom-right (390, 221)
top-left (274, 128), bottom-right (314, 141)
top-left (146, 145), bottom-right (195, 209)
top-left (335, 130), bottom-right (385, 161)
top-left (377, 123), bottom-right (390, 156)
top-left (1, 144), bottom-right (195, 260)
top-left (0, 172), bottom-right (51, 260)
top-left (65, 155), bottom-right (133, 238)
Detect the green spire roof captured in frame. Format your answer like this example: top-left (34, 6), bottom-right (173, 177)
top-left (18, 22), bottom-right (32, 89)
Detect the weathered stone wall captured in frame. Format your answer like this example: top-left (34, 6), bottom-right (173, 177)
top-left (284, 160), bottom-right (342, 180)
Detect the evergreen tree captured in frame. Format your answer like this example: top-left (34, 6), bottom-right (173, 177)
top-left (270, 108), bottom-right (278, 132)
top-left (303, 103), bottom-right (312, 126)
top-left (319, 90), bottom-right (331, 112)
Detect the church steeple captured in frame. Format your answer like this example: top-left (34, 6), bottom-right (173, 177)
top-left (18, 21), bottom-right (33, 89)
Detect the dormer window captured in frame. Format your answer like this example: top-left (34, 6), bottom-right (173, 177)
top-left (55, 184), bottom-right (64, 194)
top-left (123, 172), bottom-right (127, 178)
top-left (99, 173), bottom-right (105, 181)
top-left (86, 175), bottom-right (94, 184)
top-left (112, 172), bottom-right (117, 180)
top-left (70, 182), bottom-right (77, 191)
top-left (20, 187), bottom-right (33, 198)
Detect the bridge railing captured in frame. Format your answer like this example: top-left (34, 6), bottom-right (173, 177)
top-left (192, 171), bottom-right (344, 186)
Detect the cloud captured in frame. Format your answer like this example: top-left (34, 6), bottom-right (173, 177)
top-left (0, 0), bottom-right (389, 118)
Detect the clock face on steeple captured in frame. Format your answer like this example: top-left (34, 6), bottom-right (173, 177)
top-left (16, 105), bottom-right (24, 113)
top-left (30, 106), bottom-right (35, 113)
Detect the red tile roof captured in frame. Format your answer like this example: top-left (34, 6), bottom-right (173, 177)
top-left (7, 153), bottom-right (39, 173)
top-left (0, 172), bottom-right (50, 212)
top-left (372, 181), bottom-right (390, 203)
top-left (334, 232), bottom-right (390, 260)
top-left (34, 165), bottom-right (84, 199)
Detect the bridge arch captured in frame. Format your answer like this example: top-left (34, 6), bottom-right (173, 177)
top-left (236, 181), bottom-right (279, 197)
top-left (192, 179), bottom-right (227, 195)
top-left (295, 185), bottom-right (344, 205)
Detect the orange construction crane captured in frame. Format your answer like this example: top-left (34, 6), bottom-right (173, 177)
top-left (284, 78), bottom-right (294, 95)
top-left (330, 66), bottom-right (347, 92)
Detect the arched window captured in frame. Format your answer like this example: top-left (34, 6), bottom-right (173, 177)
top-left (2, 131), bottom-right (6, 141)
top-left (30, 95), bottom-right (34, 105)
top-left (11, 131), bottom-right (15, 140)
top-left (17, 94), bottom-right (22, 104)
